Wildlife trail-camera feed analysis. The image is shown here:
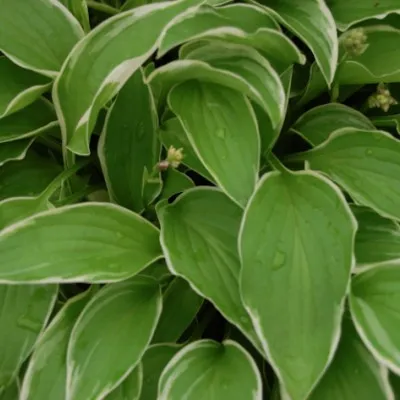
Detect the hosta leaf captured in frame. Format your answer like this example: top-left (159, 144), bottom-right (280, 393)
top-left (303, 129), bottom-right (400, 221)
top-left (160, 169), bottom-right (194, 200)
top-left (158, 340), bottom-right (262, 399)
top-left (327, 0), bottom-right (400, 31)
top-left (0, 285), bottom-right (57, 389)
top-left (139, 344), bottom-right (181, 400)
top-left (239, 170), bottom-right (356, 400)
top-left (0, 203), bottom-right (162, 283)
top-left (20, 290), bottom-right (92, 400)
top-left (105, 367), bottom-right (142, 400)
top-left (58, 0), bottom-right (90, 32)
top-left (371, 113), bottom-right (400, 133)
top-left (53, 0), bottom-right (203, 156)
top-left (338, 26), bottom-right (400, 84)
top-left (350, 262), bottom-right (400, 374)
top-left (0, 0), bottom-right (83, 76)
top-left (0, 152), bottom-right (62, 200)
top-left (390, 372), bottom-right (400, 395)
top-left (291, 103), bottom-right (375, 146)
top-left (178, 42), bottom-right (285, 127)
top-left (0, 99), bottom-right (57, 143)
top-left (158, 3), bottom-right (279, 57)
top-left (256, 0), bottom-right (338, 85)
top-left (153, 277), bottom-right (203, 343)
top-left (352, 205), bottom-right (400, 268)
top-left (296, 62), bottom-right (328, 107)
top-left (0, 381), bottom-right (19, 400)
top-left (159, 118), bottom-right (213, 181)
top-left (67, 277), bottom-right (162, 400)
top-left (179, 28), bottom-right (305, 74)
top-left (158, 188), bottom-right (262, 352)
top-left (0, 57), bottom-right (50, 118)
top-left (150, 46), bottom-right (285, 129)
top-left (309, 317), bottom-right (393, 400)
top-left (99, 69), bottom-right (160, 213)
top-left (0, 139), bottom-right (35, 167)
top-left (168, 81), bottom-right (259, 206)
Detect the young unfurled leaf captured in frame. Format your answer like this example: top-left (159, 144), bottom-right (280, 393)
top-left (152, 277), bottom-right (203, 343)
top-left (328, 0), bottom-right (400, 31)
top-left (352, 205), bottom-right (400, 268)
top-left (0, 0), bottom-right (84, 76)
top-left (239, 170), bottom-right (356, 400)
top-left (168, 81), bottom-right (259, 206)
top-left (99, 69), bottom-right (160, 213)
top-left (159, 118), bottom-right (213, 181)
top-left (350, 261), bottom-right (400, 375)
top-left (0, 57), bottom-right (50, 118)
top-left (158, 3), bottom-right (279, 57)
top-left (309, 317), bottom-right (393, 400)
top-left (0, 99), bottom-right (57, 143)
top-left (158, 340), bottom-right (262, 400)
top-left (0, 203), bottom-right (162, 283)
top-left (291, 103), bottom-right (374, 146)
top-left (54, 0), bottom-right (203, 156)
top-left (338, 26), bottom-right (400, 84)
top-left (256, 0), bottom-right (338, 85)
top-left (303, 129), bottom-right (400, 221)
top-left (58, 0), bottom-right (90, 32)
top-left (20, 290), bottom-right (92, 400)
top-left (139, 344), bottom-right (181, 400)
top-left (67, 277), bottom-right (162, 400)
top-left (0, 139), bottom-right (35, 167)
top-left (158, 188), bottom-right (262, 353)
top-left (0, 284), bottom-right (57, 389)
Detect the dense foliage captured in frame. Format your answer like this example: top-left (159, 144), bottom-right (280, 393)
top-left (1, 0), bottom-right (400, 399)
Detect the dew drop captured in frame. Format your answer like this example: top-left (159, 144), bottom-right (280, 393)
top-left (365, 149), bottom-right (373, 156)
top-left (216, 128), bottom-right (226, 139)
top-left (272, 251), bottom-right (286, 270)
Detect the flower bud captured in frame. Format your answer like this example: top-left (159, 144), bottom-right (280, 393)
top-left (166, 146), bottom-right (184, 169)
top-left (340, 28), bottom-right (368, 57)
top-left (368, 83), bottom-right (397, 112)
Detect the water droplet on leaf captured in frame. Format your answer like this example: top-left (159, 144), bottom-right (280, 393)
top-left (272, 251), bottom-right (286, 270)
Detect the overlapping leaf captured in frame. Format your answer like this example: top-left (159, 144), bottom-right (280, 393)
top-left (309, 317), bottom-right (393, 400)
top-left (256, 0), bottom-right (338, 85)
top-left (0, 57), bottom-right (50, 118)
top-left (58, 0), bottom-right (90, 32)
top-left (20, 290), bottom-right (92, 400)
top-left (239, 170), bottom-right (356, 400)
top-left (105, 367), bottom-right (142, 400)
top-left (352, 205), bottom-right (400, 267)
top-left (350, 262), bottom-right (400, 374)
top-left (168, 81), bottom-right (259, 206)
top-left (0, 139), bottom-right (35, 167)
top-left (0, 0), bottom-right (84, 76)
top-left (0, 203), bottom-right (162, 283)
top-left (327, 0), bottom-right (400, 31)
top-left (291, 103), bottom-right (374, 146)
top-left (54, 0), bottom-right (203, 155)
top-left (67, 277), bottom-right (161, 400)
top-left (0, 285), bottom-right (57, 389)
top-left (303, 129), bottom-right (400, 221)
top-left (99, 69), bottom-right (160, 213)
top-left (158, 188), bottom-right (262, 352)
top-left (160, 169), bottom-right (194, 200)
top-left (158, 340), bottom-right (262, 399)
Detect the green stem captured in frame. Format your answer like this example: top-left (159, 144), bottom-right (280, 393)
top-left (38, 159), bottom-right (91, 203)
top-left (86, 0), bottom-right (119, 14)
top-left (267, 152), bottom-right (289, 173)
top-left (54, 185), bottom-right (104, 206)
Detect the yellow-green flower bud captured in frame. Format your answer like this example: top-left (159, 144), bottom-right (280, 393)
top-left (340, 28), bottom-right (368, 57)
top-left (368, 83), bottom-right (397, 112)
top-left (166, 146), bottom-right (184, 169)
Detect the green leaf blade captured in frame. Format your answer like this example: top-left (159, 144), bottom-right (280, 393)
top-left (158, 340), bottom-right (262, 400)
top-left (0, 203), bottom-right (162, 283)
top-left (239, 171), bottom-right (356, 400)
top-left (67, 277), bottom-right (162, 400)
top-left (168, 81), bottom-right (259, 206)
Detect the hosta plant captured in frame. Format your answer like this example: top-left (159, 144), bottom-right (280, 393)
top-left (1, 0), bottom-right (400, 399)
